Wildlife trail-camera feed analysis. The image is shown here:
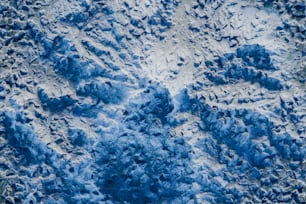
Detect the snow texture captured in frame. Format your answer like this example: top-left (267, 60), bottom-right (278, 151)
top-left (0, 0), bottom-right (305, 203)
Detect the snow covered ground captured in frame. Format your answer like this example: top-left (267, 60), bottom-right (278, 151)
top-left (0, 0), bottom-right (305, 203)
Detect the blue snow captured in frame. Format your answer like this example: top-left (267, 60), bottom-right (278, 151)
top-left (0, 0), bottom-right (305, 203)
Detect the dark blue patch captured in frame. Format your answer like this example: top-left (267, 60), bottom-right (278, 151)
top-left (91, 83), bottom-right (194, 203)
top-left (68, 128), bottom-right (87, 146)
top-left (205, 45), bottom-right (283, 90)
top-left (237, 44), bottom-right (276, 70)
top-left (37, 88), bottom-right (76, 112)
top-left (76, 81), bottom-right (126, 104)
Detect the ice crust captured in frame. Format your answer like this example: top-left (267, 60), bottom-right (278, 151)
top-left (0, 0), bottom-right (305, 203)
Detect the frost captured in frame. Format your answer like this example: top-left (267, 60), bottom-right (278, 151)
top-left (0, 0), bottom-right (305, 203)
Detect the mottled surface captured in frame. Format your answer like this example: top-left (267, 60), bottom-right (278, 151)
top-left (0, 0), bottom-right (305, 203)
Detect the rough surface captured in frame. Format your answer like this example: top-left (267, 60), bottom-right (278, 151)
top-left (0, 0), bottom-right (305, 203)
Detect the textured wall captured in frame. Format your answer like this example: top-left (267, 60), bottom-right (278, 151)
top-left (0, 0), bottom-right (305, 203)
